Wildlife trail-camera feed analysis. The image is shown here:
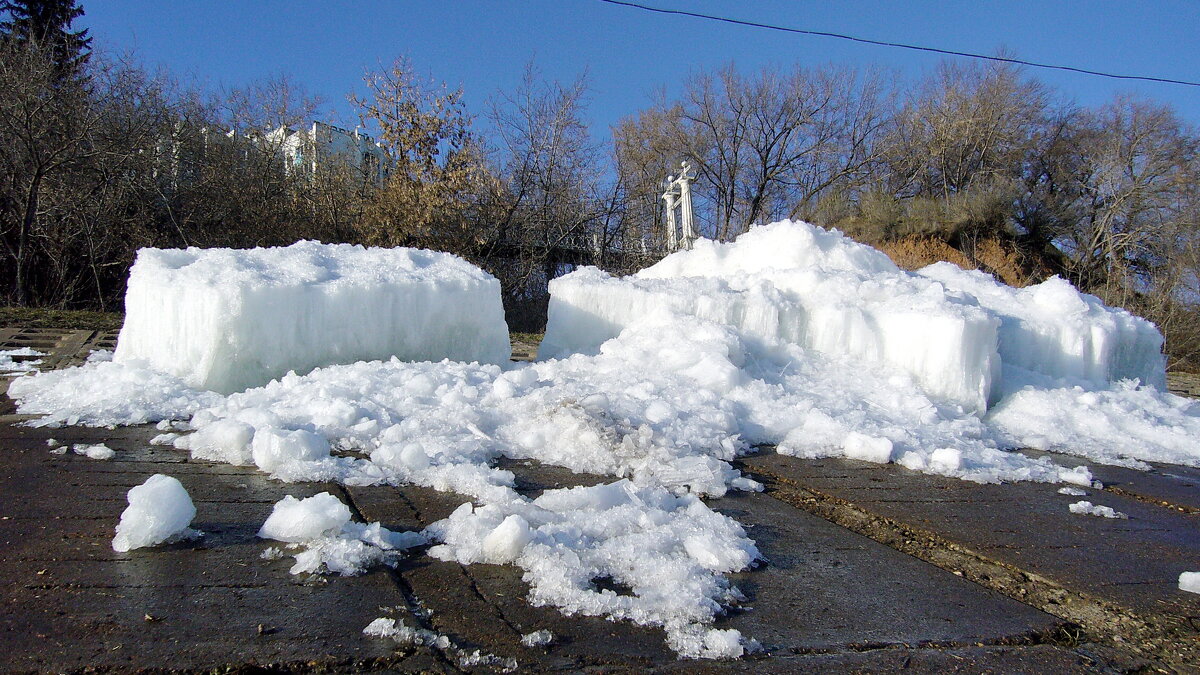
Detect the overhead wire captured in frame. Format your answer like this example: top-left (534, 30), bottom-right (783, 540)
top-left (597, 0), bottom-right (1200, 88)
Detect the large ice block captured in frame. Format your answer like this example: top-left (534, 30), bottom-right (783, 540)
top-left (919, 263), bottom-right (1166, 389)
top-left (114, 241), bottom-right (510, 393)
top-left (541, 221), bottom-right (1165, 414)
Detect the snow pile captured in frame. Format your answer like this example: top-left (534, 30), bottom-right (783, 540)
top-left (114, 241), bottom-right (510, 393)
top-left (112, 474), bottom-right (198, 552)
top-left (9, 359), bottom-right (221, 427)
top-left (1068, 500), bottom-right (1127, 519)
top-left (0, 347), bottom-right (43, 374)
top-left (542, 221), bottom-right (1165, 414)
top-left (8, 222), bottom-right (1197, 660)
top-left (427, 480), bottom-right (760, 659)
top-left (257, 492), bottom-right (424, 575)
top-left (1179, 572), bottom-right (1200, 595)
top-left (987, 380), bottom-right (1200, 469)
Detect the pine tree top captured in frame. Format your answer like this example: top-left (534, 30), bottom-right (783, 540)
top-left (0, 0), bottom-right (93, 73)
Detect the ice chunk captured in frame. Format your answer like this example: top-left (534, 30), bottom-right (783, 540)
top-left (363, 617), bottom-right (445, 646)
top-left (73, 443), bottom-right (114, 460)
top-left (257, 492), bottom-right (351, 542)
top-left (1058, 487), bottom-right (1088, 496)
top-left (113, 241), bottom-right (511, 393)
top-left (1068, 500), bottom-right (1127, 519)
top-left (520, 629), bottom-right (553, 647)
top-left (112, 474), bottom-right (198, 552)
top-left (841, 432), bottom-right (893, 463)
top-left (920, 264), bottom-right (1165, 389)
top-left (482, 514), bottom-right (533, 564)
top-left (176, 418), bottom-right (255, 465)
top-left (1179, 572), bottom-right (1200, 595)
top-left (258, 493), bottom-right (424, 575)
top-left (251, 427), bottom-right (331, 473)
top-left (543, 221), bottom-right (1165, 415)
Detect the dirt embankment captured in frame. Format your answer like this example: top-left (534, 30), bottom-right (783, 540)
top-left (877, 236), bottom-right (1055, 289)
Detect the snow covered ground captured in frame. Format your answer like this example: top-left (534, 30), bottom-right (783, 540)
top-left (7, 223), bottom-right (1200, 659)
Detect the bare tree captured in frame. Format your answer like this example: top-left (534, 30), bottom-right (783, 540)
top-left (616, 62), bottom-right (891, 241)
top-left (352, 57), bottom-right (492, 252)
top-left (482, 64), bottom-right (613, 328)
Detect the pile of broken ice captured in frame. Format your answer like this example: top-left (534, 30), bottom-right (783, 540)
top-left (9, 222), bottom-right (1199, 660)
top-left (542, 221), bottom-right (1165, 414)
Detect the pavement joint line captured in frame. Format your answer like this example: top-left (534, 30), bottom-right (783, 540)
top-left (738, 460), bottom-right (1195, 672)
top-left (333, 484), bottom-right (468, 673)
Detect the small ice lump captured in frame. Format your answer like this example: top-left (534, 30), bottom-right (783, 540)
top-left (112, 474), bottom-right (197, 552)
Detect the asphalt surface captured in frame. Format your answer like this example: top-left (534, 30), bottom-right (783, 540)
top-left (1, 330), bottom-right (1197, 673)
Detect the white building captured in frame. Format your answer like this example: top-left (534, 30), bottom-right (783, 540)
top-left (269, 121), bottom-right (390, 184)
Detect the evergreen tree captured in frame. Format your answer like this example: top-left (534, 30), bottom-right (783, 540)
top-left (0, 0), bottom-right (92, 73)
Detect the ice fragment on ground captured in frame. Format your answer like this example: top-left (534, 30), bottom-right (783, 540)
top-left (86, 349), bottom-right (113, 362)
top-left (1058, 487), bottom-right (1088, 496)
top-left (73, 443), bottom-right (114, 460)
top-left (1179, 572), bottom-right (1200, 594)
top-left (258, 493), bottom-right (424, 575)
top-left (112, 474), bottom-right (198, 552)
top-left (1068, 501), bottom-right (1127, 519)
top-left (0, 347), bottom-right (43, 373)
top-left (113, 240), bottom-right (511, 393)
top-left (362, 617), bottom-right (447, 647)
top-left (841, 432), bottom-right (893, 463)
top-left (520, 629), bottom-right (553, 647)
top-left (258, 493), bottom-right (351, 542)
top-left (9, 359), bottom-right (221, 427)
top-left (988, 377), bottom-right (1200, 468)
top-left (150, 433), bottom-right (177, 446)
top-left (458, 649), bottom-right (518, 671)
top-left (427, 480), bottom-right (760, 659)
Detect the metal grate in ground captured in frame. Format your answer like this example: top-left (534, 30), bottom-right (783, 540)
top-left (1167, 372), bottom-right (1200, 399)
top-left (0, 327), bottom-right (117, 372)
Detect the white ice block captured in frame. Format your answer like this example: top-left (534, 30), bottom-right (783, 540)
top-left (919, 263), bottom-right (1165, 388)
top-left (114, 241), bottom-right (510, 393)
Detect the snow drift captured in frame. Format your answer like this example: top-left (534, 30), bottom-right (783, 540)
top-left (114, 241), bottom-right (511, 393)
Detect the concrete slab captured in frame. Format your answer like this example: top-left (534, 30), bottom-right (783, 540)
top-left (740, 450), bottom-right (1200, 668)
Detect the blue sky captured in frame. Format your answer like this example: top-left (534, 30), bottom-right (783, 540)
top-left (79, 0), bottom-right (1200, 141)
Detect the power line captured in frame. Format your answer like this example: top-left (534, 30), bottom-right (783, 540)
top-left (597, 0), bottom-right (1200, 88)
